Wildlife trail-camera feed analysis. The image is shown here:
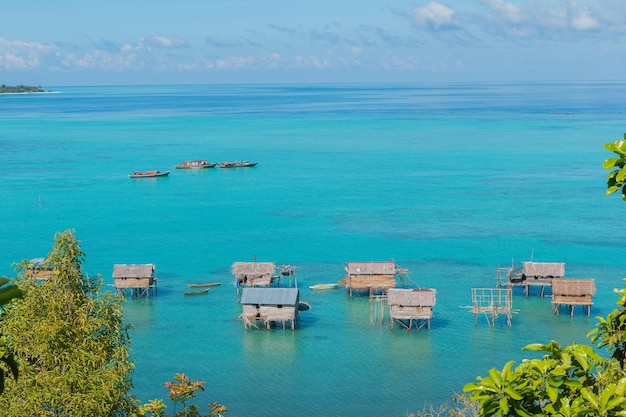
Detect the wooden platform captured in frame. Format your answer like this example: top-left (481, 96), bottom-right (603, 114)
top-left (551, 278), bottom-right (595, 316)
top-left (471, 288), bottom-right (512, 327)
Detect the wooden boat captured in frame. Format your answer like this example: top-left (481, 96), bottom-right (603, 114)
top-left (129, 170), bottom-right (170, 178)
top-left (175, 160), bottom-right (216, 169)
top-left (188, 282), bottom-right (221, 288)
top-left (217, 161), bottom-right (258, 168)
top-left (184, 288), bottom-right (209, 296)
top-left (309, 283), bottom-right (340, 290)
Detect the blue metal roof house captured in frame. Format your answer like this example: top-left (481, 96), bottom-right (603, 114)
top-left (240, 287), bottom-right (301, 330)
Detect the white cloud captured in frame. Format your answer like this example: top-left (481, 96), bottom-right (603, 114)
top-left (571, 8), bottom-right (598, 30)
top-left (142, 35), bottom-right (188, 49)
top-left (291, 55), bottom-right (331, 69)
top-left (263, 53), bottom-right (281, 68)
top-left (412, 2), bottom-right (459, 30)
top-left (0, 37), bottom-right (52, 70)
top-left (481, 0), bottom-right (522, 23)
top-left (479, 0), bottom-right (603, 40)
top-left (213, 56), bottom-right (255, 70)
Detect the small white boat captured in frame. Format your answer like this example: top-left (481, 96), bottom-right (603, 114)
top-left (309, 283), bottom-right (340, 290)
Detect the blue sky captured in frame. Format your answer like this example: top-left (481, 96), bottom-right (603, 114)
top-left (1, 0), bottom-right (625, 85)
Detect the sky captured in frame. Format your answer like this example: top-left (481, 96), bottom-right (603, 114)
top-left (1, 0), bottom-right (625, 86)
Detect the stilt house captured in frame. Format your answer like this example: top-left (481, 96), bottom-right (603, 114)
top-left (387, 288), bottom-right (436, 330)
top-left (506, 261), bottom-right (565, 297)
top-left (344, 261), bottom-right (405, 297)
top-left (113, 263), bottom-right (156, 298)
top-left (232, 261), bottom-right (276, 288)
top-left (471, 287), bottom-right (512, 327)
top-left (239, 287), bottom-right (300, 330)
top-left (551, 278), bottom-right (595, 316)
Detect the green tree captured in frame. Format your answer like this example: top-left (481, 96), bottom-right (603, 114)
top-left (603, 134), bottom-right (626, 200)
top-left (463, 340), bottom-right (626, 417)
top-left (0, 230), bottom-right (135, 416)
top-left (0, 277), bottom-right (23, 393)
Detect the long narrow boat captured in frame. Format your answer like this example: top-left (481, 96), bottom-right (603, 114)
top-left (309, 283), bottom-right (340, 290)
top-left (129, 170), bottom-right (170, 178)
top-left (217, 161), bottom-right (258, 168)
top-left (184, 288), bottom-right (209, 296)
top-left (188, 282), bottom-right (222, 288)
top-left (175, 160), bottom-right (217, 169)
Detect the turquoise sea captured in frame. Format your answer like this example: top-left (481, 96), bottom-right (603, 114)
top-left (1, 82), bottom-right (626, 416)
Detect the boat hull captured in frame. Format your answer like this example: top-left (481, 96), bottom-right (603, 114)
top-left (175, 160), bottom-right (216, 169)
top-left (188, 282), bottom-right (221, 288)
top-left (129, 170), bottom-right (170, 178)
top-left (309, 283), bottom-right (340, 290)
top-left (218, 161), bottom-right (258, 168)
top-left (184, 289), bottom-right (209, 296)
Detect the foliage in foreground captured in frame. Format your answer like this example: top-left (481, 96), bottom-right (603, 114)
top-left (139, 373), bottom-right (227, 417)
top-left (463, 279), bottom-right (626, 417)
top-left (0, 230), bottom-right (227, 417)
top-left (0, 277), bottom-right (23, 394)
top-left (603, 134), bottom-right (626, 200)
top-left (0, 230), bottom-right (135, 416)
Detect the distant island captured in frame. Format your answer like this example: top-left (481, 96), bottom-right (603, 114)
top-left (0, 84), bottom-right (45, 94)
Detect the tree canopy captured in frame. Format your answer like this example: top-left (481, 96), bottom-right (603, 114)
top-left (0, 230), bottom-right (135, 416)
top-left (0, 84), bottom-right (44, 94)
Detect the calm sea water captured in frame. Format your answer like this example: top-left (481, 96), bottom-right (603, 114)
top-left (1, 82), bottom-right (626, 416)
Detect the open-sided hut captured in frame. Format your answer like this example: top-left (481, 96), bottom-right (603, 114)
top-left (113, 264), bottom-right (156, 298)
top-left (387, 288), bottom-right (436, 330)
top-left (344, 261), bottom-right (402, 297)
top-left (551, 278), bottom-right (595, 316)
top-left (239, 287), bottom-right (300, 330)
top-left (471, 287), bottom-right (512, 327)
top-left (506, 261), bottom-right (565, 297)
top-left (232, 262), bottom-right (276, 289)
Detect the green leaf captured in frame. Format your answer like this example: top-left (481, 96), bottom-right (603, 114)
top-left (580, 388), bottom-right (599, 409)
top-left (607, 185), bottom-right (621, 195)
top-left (546, 384), bottom-right (559, 403)
top-left (0, 286), bottom-right (23, 306)
top-left (523, 343), bottom-right (548, 351)
top-left (604, 157), bottom-right (620, 169)
top-left (504, 387), bottom-right (523, 400)
top-left (499, 397), bottom-right (509, 414)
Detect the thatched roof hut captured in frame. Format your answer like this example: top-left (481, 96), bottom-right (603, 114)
top-left (387, 288), bottom-right (436, 330)
top-left (231, 262), bottom-right (276, 288)
top-left (521, 262), bottom-right (565, 279)
top-left (551, 278), bottom-right (595, 316)
top-left (112, 264), bottom-right (156, 297)
top-left (344, 261), bottom-right (402, 296)
top-left (506, 261), bottom-right (565, 297)
top-left (239, 287), bottom-right (301, 330)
